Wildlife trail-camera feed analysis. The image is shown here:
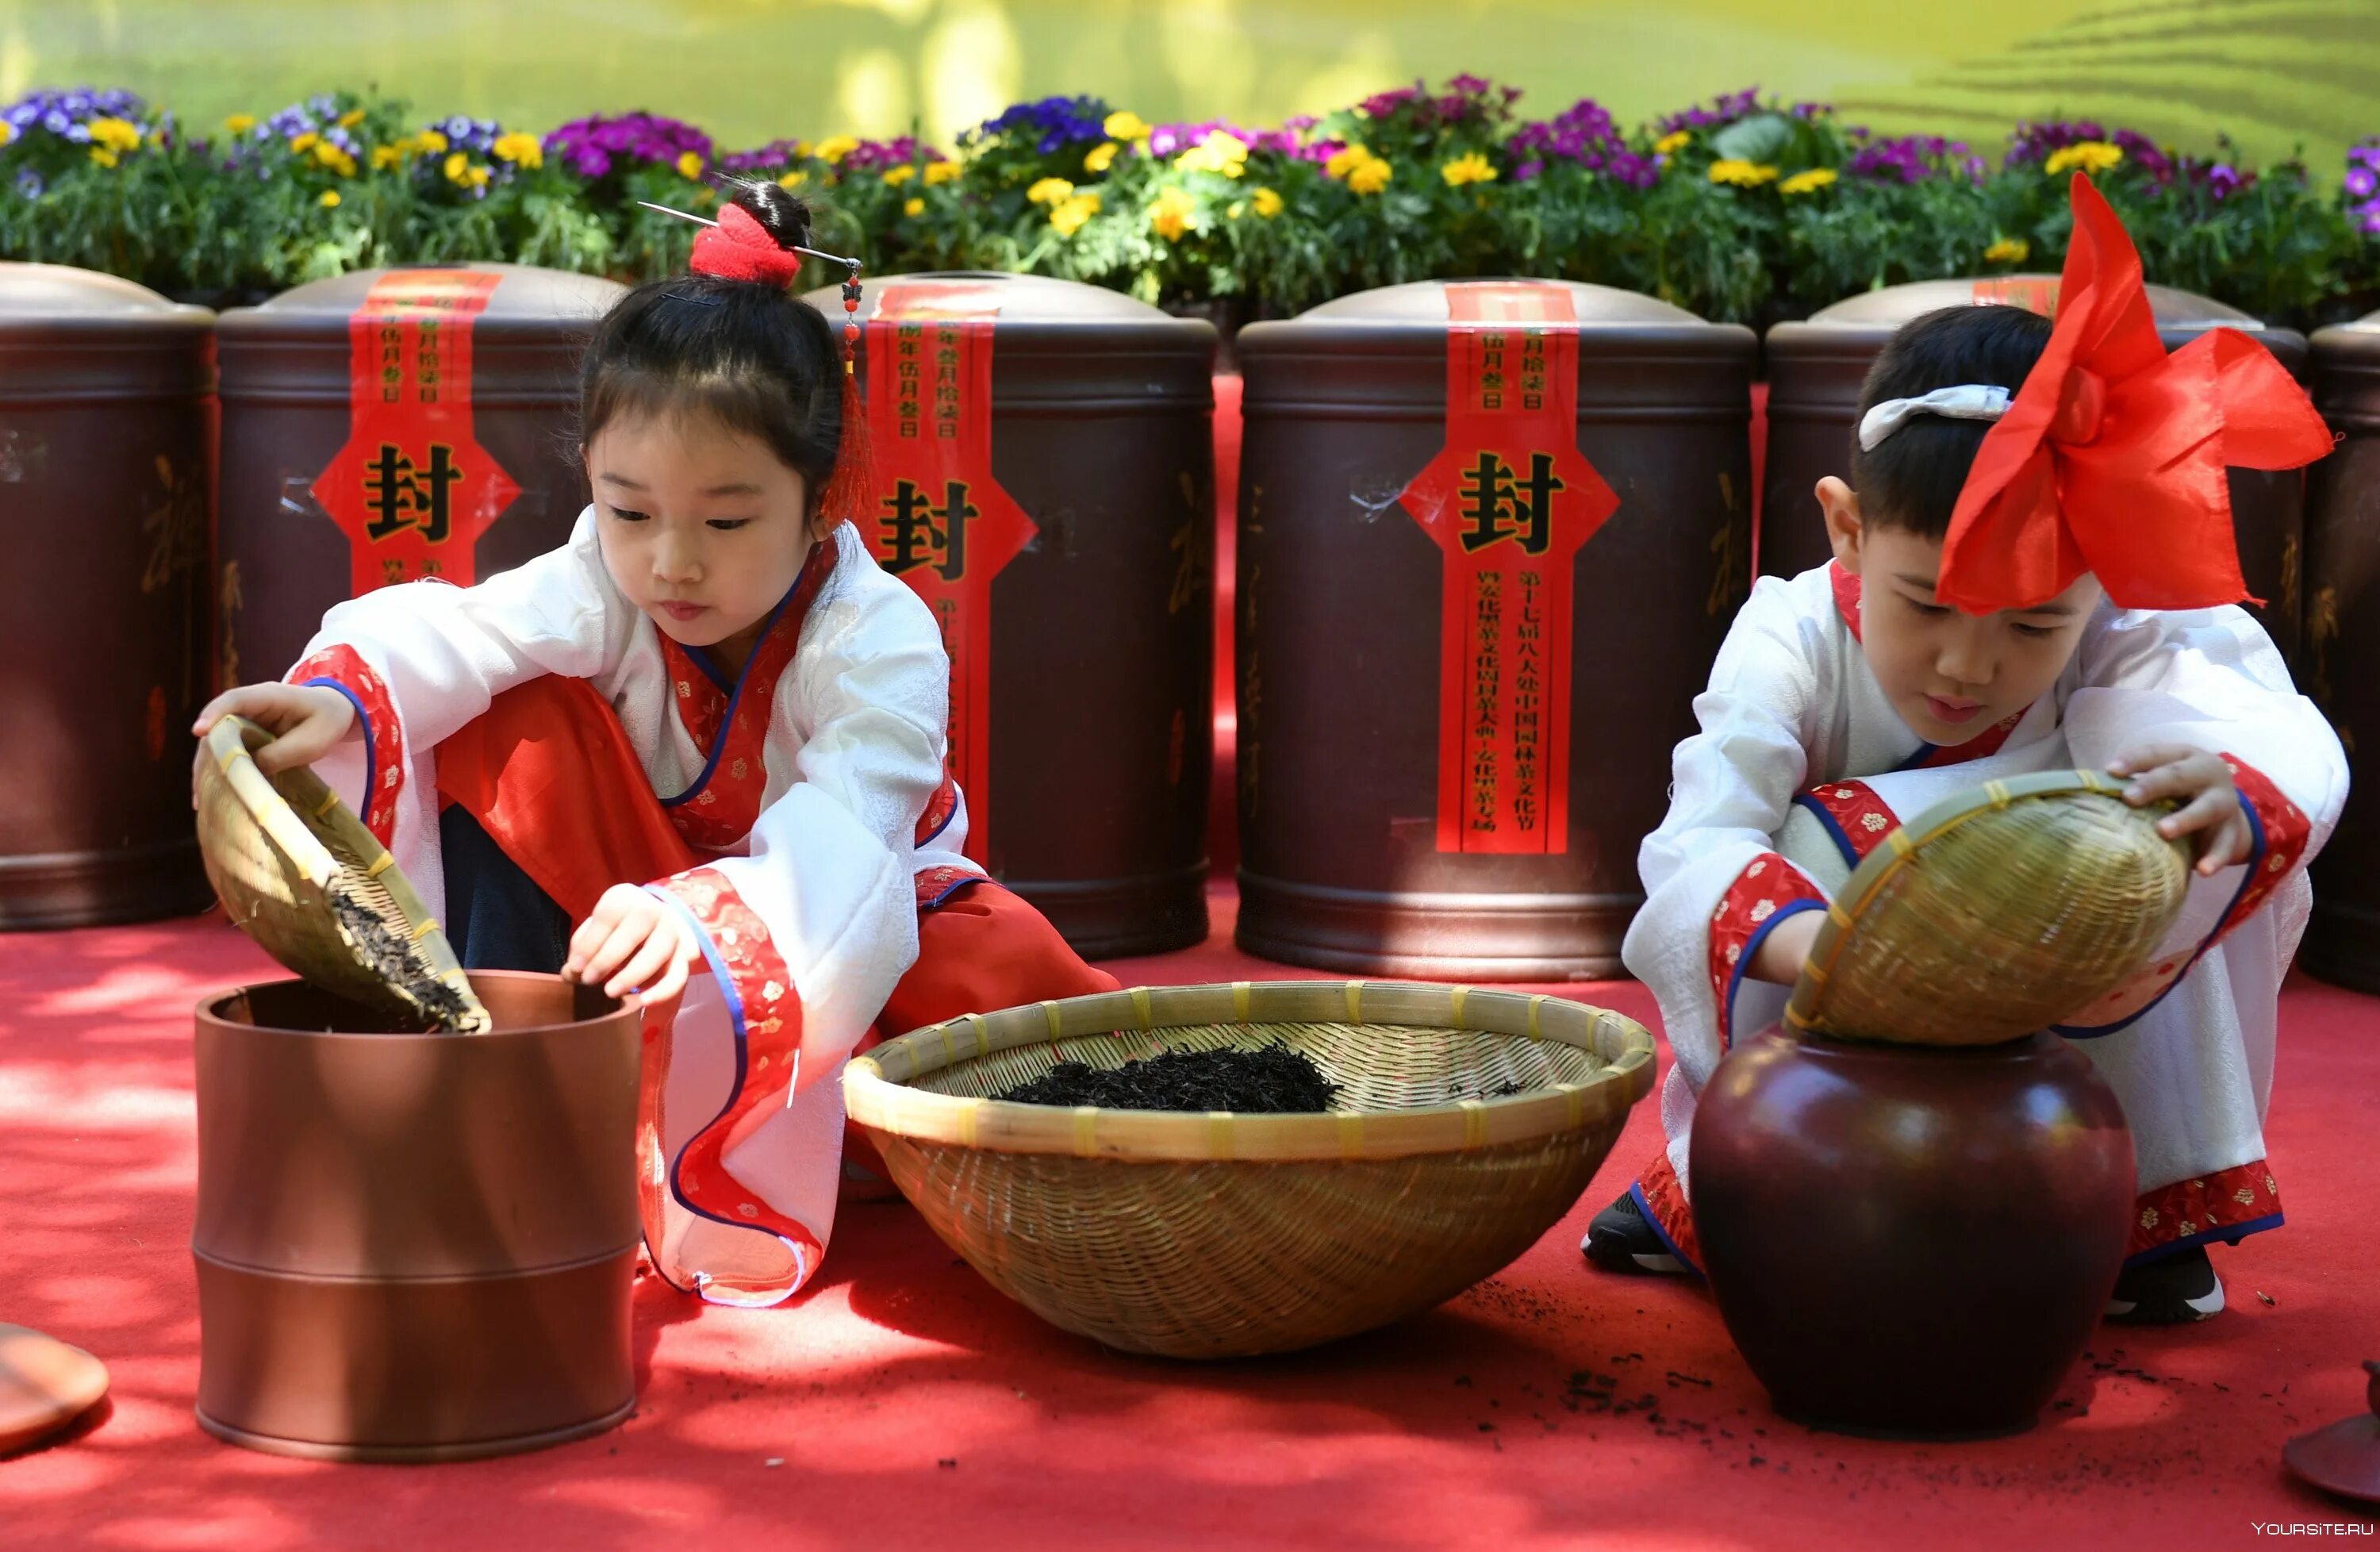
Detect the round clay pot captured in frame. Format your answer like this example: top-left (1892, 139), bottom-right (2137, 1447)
top-left (191, 971), bottom-right (640, 1462)
top-left (1690, 1028), bottom-right (2134, 1439)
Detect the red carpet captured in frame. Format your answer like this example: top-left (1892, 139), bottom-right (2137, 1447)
top-left (2, 889), bottom-right (2375, 1550)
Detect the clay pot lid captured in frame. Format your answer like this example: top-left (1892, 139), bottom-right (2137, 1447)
top-left (1805, 275), bottom-right (2260, 331)
top-left (1293, 278), bottom-right (1706, 325)
top-left (807, 271), bottom-right (1191, 328)
top-left (225, 262), bottom-right (624, 322)
top-left (0, 262), bottom-right (213, 332)
top-left (1784, 769), bottom-right (2190, 1047)
top-left (2283, 1361), bottom-right (2380, 1505)
top-left (0, 1325), bottom-right (109, 1455)
top-left (195, 715), bottom-right (489, 1034)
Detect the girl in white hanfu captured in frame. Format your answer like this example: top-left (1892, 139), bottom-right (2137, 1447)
top-left (194, 183), bottom-right (1116, 1308)
top-left (1586, 175), bottom-right (2348, 1325)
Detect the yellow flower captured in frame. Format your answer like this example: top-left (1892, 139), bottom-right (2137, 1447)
top-left (1175, 129), bottom-right (1249, 179)
top-left (1103, 110), bottom-right (1150, 142)
top-left (882, 164), bottom-right (916, 186)
top-left (324, 148), bottom-right (359, 178)
top-left (777, 169), bottom-right (808, 189)
top-left (1150, 186), bottom-right (1199, 240)
top-left (0, 122), bottom-right (13, 148)
top-left (338, 109), bottom-right (366, 129)
top-left (493, 131), bottom-right (543, 169)
top-left (924, 160), bottom-right (962, 185)
top-left (1654, 129), bottom-right (1691, 156)
top-left (370, 143), bottom-right (403, 171)
top-left (320, 189), bottom-right (342, 208)
top-left (1984, 236), bottom-right (2031, 265)
top-left (224, 113), bottom-right (256, 135)
top-left (444, 151), bottom-right (470, 182)
top-left (1027, 175), bottom-right (1075, 206)
top-left (1084, 140), bottom-right (1119, 175)
top-left (416, 129), bottom-right (448, 156)
top-left (290, 131), bottom-right (320, 154)
top-left (904, 197), bottom-right (925, 217)
top-left (1050, 190), bottom-right (1100, 236)
top-left (1324, 144), bottom-right (1372, 180)
top-left (89, 147), bottom-right (119, 168)
top-left (1441, 152), bottom-right (1497, 187)
top-left (2044, 140), bottom-right (2124, 177)
top-left (1347, 157), bottom-right (1392, 196)
top-left (1252, 186), bottom-right (1284, 218)
top-left (1779, 167), bottom-right (1838, 196)
top-left (90, 117), bottom-right (140, 155)
top-left (815, 135), bottom-right (858, 164)
top-left (1708, 159), bottom-right (1780, 187)
top-left (312, 139), bottom-right (346, 168)
top-left (676, 150), bottom-right (704, 180)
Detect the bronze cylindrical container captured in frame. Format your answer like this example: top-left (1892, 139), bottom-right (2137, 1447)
top-left (822, 272), bottom-right (1217, 957)
top-left (1760, 278), bottom-right (2308, 663)
top-left (0, 263), bottom-right (216, 928)
top-left (192, 971), bottom-right (640, 1462)
top-left (1691, 1028), bottom-right (2135, 1439)
top-left (2303, 311), bottom-right (2380, 993)
top-left (1233, 279), bottom-right (1756, 978)
top-left (215, 263), bottom-right (625, 686)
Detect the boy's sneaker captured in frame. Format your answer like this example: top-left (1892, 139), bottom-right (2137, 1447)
top-left (1580, 1189), bottom-right (1688, 1275)
top-left (2104, 1246), bottom-right (2225, 1323)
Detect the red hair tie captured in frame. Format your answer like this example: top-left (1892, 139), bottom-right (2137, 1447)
top-left (1938, 173), bottom-right (2334, 614)
top-left (689, 203), bottom-right (805, 289)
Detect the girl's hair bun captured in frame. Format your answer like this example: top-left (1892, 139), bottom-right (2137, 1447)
top-left (726, 179), bottom-right (813, 255)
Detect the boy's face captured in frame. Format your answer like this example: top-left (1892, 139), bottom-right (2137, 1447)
top-left (1817, 478), bottom-right (2102, 747)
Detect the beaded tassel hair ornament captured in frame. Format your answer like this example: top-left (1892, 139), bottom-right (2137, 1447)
top-left (639, 192), bottom-right (874, 524)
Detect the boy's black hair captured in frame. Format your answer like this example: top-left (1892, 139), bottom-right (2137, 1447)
top-left (579, 180), bottom-right (845, 532)
top-left (1849, 303), bottom-right (2055, 539)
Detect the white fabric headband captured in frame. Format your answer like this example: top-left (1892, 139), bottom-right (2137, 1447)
top-left (1856, 383), bottom-right (2012, 452)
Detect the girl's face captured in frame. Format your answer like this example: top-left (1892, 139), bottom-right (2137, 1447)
top-left (587, 408), bottom-right (815, 667)
top-left (1818, 477), bottom-right (2101, 746)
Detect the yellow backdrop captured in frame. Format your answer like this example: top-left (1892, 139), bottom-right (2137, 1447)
top-left (6, 0), bottom-right (2373, 172)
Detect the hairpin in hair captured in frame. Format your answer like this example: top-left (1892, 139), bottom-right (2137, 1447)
top-left (639, 198), bottom-right (866, 377)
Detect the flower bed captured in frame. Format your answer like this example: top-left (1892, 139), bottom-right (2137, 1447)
top-left (3, 79), bottom-right (2374, 328)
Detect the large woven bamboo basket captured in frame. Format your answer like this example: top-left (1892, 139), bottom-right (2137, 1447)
top-left (195, 716), bottom-right (487, 1033)
top-left (1785, 769), bottom-right (2190, 1047)
top-left (844, 980), bottom-right (1656, 1359)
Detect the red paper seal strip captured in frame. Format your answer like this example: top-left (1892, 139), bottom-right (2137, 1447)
top-left (1398, 282), bottom-right (1617, 855)
top-left (312, 271), bottom-right (520, 594)
top-left (861, 283), bottom-right (1035, 866)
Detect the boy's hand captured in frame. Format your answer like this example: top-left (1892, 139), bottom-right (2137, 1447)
top-left (190, 682), bottom-right (359, 806)
top-left (1750, 909), bottom-right (1825, 985)
top-left (2109, 743), bottom-right (2252, 877)
top-left (566, 883), bottom-right (703, 1006)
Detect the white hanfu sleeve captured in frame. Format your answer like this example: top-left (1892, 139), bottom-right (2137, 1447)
top-left (282, 509), bottom-right (634, 910)
top-left (1621, 576), bottom-right (1834, 1101)
top-left (637, 556), bottom-right (950, 1308)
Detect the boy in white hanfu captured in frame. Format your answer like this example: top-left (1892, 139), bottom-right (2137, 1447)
top-left (1587, 174), bottom-right (2348, 1325)
top-left (195, 184), bottom-right (1115, 1309)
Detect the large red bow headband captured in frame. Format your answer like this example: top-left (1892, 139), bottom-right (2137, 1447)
top-left (1891, 173), bottom-right (2334, 614)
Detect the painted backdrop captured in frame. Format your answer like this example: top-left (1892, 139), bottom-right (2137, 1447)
top-left (6, 0), bottom-right (2375, 170)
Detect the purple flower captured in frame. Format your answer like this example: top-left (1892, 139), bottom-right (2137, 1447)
top-left (545, 111), bottom-right (712, 179)
top-left (720, 137), bottom-right (810, 173)
top-left (1513, 158), bottom-right (1545, 182)
top-left (12, 168), bottom-right (43, 199)
top-left (2005, 119), bottom-right (2174, 183)
top-left (1845, 133), bottom-right (1983, 186)
top-left (1656, 87), bottom-right (1764, 136)
top-left (2347, 166), bottom-right (2378, 199)
top-left (1509, 97), bottom-right (1626, 178)
top-left (965, 95), bottom-right (1109, 156)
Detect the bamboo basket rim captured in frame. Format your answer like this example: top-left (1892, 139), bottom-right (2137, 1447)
top-left (1784, 766), bottom-right (2169, 1035)
top-left (844, 979), bottom-right (1656, 1163)
top-left (202, 714), bottom-right (486, 1031)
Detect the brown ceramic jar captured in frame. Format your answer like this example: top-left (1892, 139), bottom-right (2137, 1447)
top-left (192, 971), bottom-right (639, 1462)
top-left (0, 263), bottom-right (216, 928)
top-left (1690, 1026), bottom-right (2135, 1438)
top-left (2302, 311), bottom-right (2380, 993)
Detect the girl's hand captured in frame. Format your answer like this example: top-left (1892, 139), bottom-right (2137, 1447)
top-left (190, 682), bottom-right (359, 806)
top-left (1750, 908), bottom-right (1825, 985)
top-left (2110, 743), bottom-right (2253, 877)
top-left (566, 883), bottom-right (703, 1006)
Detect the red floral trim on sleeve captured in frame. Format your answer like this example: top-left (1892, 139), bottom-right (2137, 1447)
top-left (912, 862), bottom-right (982, 912)
top-left (2128, 1159), bottom-right (2282, 1260)
top-left (915, 773), bottom-right (960, 847)
top-left (1797, 779), bottom-right (1902, 866)
top-left (660, 636), bottom-right (729, 758)
top-left (2214, 754), bottom-right (2311, 939)
top-left (1710, 852), bottom-right (1827, 1048)
top-left (643, 866), bottom-right (815, 1304)
top-left (287, 643), bottom-right (404, 849)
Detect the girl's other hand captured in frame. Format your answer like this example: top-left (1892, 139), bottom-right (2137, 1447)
top-left (190, 682), bottom-right (359, 806)
top-left (566, 883), bottom-right (703, 1006)
top-left (2109, 743), bottom-right (2252, 878)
